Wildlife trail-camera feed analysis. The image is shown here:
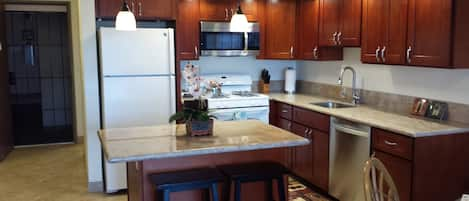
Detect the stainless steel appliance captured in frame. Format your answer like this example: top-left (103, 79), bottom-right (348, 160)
top-left (329, 117), bottom-right (371, 201)
top-left (98, 27), bottom-right (176, 193)
top-left (202, 74), bottom-right (269, 123)
top-left (200, 22), bottom-right (260, 57)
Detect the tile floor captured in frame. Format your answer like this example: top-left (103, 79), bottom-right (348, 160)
top-left (0, 144), bottom-right (330, 201)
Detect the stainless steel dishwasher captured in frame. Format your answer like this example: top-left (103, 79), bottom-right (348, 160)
top-left (329, 117), bottom-right (371, 201)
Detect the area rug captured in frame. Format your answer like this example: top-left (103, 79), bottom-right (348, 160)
top-left (288, 177), bottom-right (331, 201)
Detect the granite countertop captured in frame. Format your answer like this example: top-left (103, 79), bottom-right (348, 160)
top-left (99, 120), bottom-right (309, 163)
top-left (269, 93), bottom-right (469, 138)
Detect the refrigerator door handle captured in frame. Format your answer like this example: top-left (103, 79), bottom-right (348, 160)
top-left (170, 76), bottom-right (177, 114)
top-left (167, 29), bottom-right (176, 75)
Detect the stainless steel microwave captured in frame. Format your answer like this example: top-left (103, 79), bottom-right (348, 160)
top-left (200, 21), bottom-right (260, 57)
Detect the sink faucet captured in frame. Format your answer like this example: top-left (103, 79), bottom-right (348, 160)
top-left (337, 66), bottom-right (360, 105)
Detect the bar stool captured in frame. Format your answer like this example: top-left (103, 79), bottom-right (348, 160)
top-left (150, 168), bottom-right (225, 201)
top-left (218, 162), bottom-right (288, 201)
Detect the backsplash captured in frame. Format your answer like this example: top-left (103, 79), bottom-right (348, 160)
top-left (297, 80), bottom-right (469, 125)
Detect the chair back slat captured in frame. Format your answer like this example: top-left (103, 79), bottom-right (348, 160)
top-left (363, 156), bottom-right (400, 201)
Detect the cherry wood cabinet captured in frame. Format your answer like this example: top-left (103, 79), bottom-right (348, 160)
top-left (264, 0), bottom-right (297, 59)
top-left (297, 0), bottom-right (342, 61)
top-left (452, 0), bottom-right (469, 68)
top-left (374, 151), bottom-right (412, 201)
top-left (362, 0), bottom-right (408, 65)
top-left (311, 129), bottom-right (329, 191)
top-left (340, 0), bottom-right (361, 47)
top-left (200, 0), bottom-right (260, 21)
top-left (318, 0), bottom-right (341, 47)
top-left (176, 0), bottom-right (200, 60)
top-left (406, 0), bottom-right (452, 67)
top-left (291, 123), bottom-right (314, 182)
top-left (96, 0), bottom-right (176, 20)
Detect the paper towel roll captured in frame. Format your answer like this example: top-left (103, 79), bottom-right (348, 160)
top-left (285, 67), bottom-right (296, 94)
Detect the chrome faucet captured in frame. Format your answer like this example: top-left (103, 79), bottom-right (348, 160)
top-left (337, 66), bottom-right (360, 105)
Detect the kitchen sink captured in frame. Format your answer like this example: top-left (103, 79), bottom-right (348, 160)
top-left (311, 101), bottom-right (357, 109)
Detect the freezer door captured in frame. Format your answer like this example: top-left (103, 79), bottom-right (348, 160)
top-left (99, 27), bottom-right (175, 76)
top-left (101, 76), bottom-right (176, 129)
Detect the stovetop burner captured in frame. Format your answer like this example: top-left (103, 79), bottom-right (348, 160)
top-left (232, 91), bottom-right (259, 97)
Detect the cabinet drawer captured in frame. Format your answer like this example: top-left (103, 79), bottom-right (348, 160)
top-left (278, 103), bottom-right (293, 120)
top-left (293, 107), bottom-right (330, 132)
top-left (278, 118), bottom-right (292, 131)
top-left (372, 128), bottom-right (414, 160)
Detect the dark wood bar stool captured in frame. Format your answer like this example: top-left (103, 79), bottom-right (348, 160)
top-left (218, 162), bottom-right (288, 201)
top-left (150, 168), bottom-right (224, 201)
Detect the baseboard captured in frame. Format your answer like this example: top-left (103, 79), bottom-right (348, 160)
top-left (88, 181), bottom-right (103, 192)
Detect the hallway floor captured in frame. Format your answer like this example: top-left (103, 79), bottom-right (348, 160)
top-left (0, 144), bottom-right (126, 201)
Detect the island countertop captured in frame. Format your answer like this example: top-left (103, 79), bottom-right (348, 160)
top-left (99, 120), bottom-right (309, 163)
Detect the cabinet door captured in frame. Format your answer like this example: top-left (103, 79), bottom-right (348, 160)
top-left (374, 151), bottom-right (412, 201)
top-left (96, 0), bottom-right (122, 18)
top-left (200, 0), bottom-right (233, 21)
top-left (407, 0), bottom-right (452, 67)
top-left (139, 0), bottom-right (176, 19)
top-left (240, 0), bottom-right (259, 21)
top-left (384, 0), bottom-right (408, 65)
top-left (452, 0), bottom-right (469, 68)
top-left (297, 0), bottom-right (319, 60)
top-left (361, 0), bottom-right (388, 64)
top-left (278, 118), bottom-right (292, 131)
top-left (340, 0), bottom-right (361, 47)
top-left (311, 129), bottom-right (329, 191)
top-left (176, 0), bottom-right (200, 60)
top-left (265, 0), bottom-right (296, 59)
top-left (318, 0), bottom-right (341, 47)
top-left (291, 123), bottom-right (314, 183)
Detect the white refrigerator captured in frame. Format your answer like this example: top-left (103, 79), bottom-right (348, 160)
top-left (98, 27), bottom-right (176, 193)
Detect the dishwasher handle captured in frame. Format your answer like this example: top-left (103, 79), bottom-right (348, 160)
top-left (334, 123), bottom-right (370, 138)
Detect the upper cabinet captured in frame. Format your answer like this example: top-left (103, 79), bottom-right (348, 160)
top-left (264, 0), bottom-right (297, 59)
top-left (406, 0), bottom-right (453, 67)
top-left (297, 0), bottom-right (342, 60)
top-left (96, 0), bottom-right (176, 20)
top-left (176, 0), bottom-right (200, 60)
top-left (318, 0), bottom-right (362, 47)
top-left (200, 0), bottom-right (260, 22)
top-left (453, 0), bottom-right (469, 68)
top-left (362, 0), bottom-right (408, 65)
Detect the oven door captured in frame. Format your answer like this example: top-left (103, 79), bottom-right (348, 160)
top-left (209, 106), bottom-right (269, 124)
top-left (200, 21), bottom-right (259, 57)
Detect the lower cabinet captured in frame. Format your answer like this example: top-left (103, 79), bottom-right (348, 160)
top-left (373, 151), bottom-right (412, 201)
top-left (291, 123), bottom-right (314, 182)
top-left (311, 129), bottom-right (329, 191)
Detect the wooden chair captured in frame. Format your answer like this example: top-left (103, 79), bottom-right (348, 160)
top-left (363, 156), bottom-right (400, 201)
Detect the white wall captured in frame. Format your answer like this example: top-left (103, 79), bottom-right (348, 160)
top-left (182, 56), bottom-right (296, 81)
top-left (297, 48), bottom-right (469, 105)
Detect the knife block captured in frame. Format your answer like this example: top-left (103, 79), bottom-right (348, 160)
top-left (258, 80), bottom-right (270, 94)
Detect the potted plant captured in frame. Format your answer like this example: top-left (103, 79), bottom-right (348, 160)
top-left (169, 99), bottom-right (215, 137)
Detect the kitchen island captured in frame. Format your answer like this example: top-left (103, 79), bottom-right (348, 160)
top-left (98, 120), bottom-right (309, 201)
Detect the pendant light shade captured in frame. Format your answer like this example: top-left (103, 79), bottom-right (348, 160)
top-left (115, 2), bottom-right (136, 31)
top-left (230, 5), bottom-right (249, 32)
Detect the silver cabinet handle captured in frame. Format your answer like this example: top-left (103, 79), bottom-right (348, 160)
top-left (337, 32), bottom-right (342, 45)
top-left (376, 46), bottom-right (381, 62)
top-left (308, 129), bottom-right (313, 135)
top-left (281, 110), bottom-right (289, 113)
top-left (381, 46), bottom-right (386, 63)
top-left (138, 2), bottom-right (142, 16)
top-left (406, 46), bottom-right (412, 64)
top-left (290, 46), bottom-right (294, 58)
top-left (313, 46), bottom-right (319, 59)
top-left (332, 32), bottom-right (338, 45)
top-left (194, 46), bottom-right (198, 58)
top-left (287, 122), bottom-right (291, 129)
top-left (304, 128), bottom-right (310, 135)
top-left (225, 8), bottom-right (229, 20)
top-left (384, 140), bottom-right (398, 146)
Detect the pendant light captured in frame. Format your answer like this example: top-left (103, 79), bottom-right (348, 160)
top-left (230, 0), bottom-right (249, 32)
top-left (115, 1), bottom-right (136, 31)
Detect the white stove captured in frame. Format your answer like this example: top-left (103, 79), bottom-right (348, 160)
top-left (202, 74), bottom-right (270, 123)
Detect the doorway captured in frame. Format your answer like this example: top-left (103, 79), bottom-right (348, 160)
top-left (4, 5), bottom-right (74, 146)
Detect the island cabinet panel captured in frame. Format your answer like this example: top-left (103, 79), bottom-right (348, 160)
top-left (128, 148), bottom-right (290, 201)
top-left (176, 0), bottom-right (200, 60)
top-left (95, 0), bottom-right (176, 19)
top-left (264, 0), bottom-right (297, 59)
top-left (291, 123), bottom-right (314, 182)
top-left (452, 0), bottom-right (469, 68)
top-left (373, 151), bottom-right (412, 201)
top-left (406, 0), bottom-right (452, 67)
top-left (361, 0), bottom-right (408, 65)
top-left (297, 0), bottom-right (342, 61)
